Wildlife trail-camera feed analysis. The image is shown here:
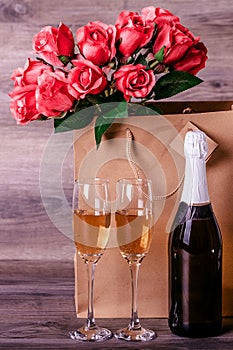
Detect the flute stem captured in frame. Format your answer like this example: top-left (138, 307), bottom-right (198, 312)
top-left (129, 262), bottom-right (141, 330)
top-left (85, 261), bottom-right (96, 329)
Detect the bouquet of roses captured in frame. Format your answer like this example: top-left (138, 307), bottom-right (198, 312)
top-left (9, 6), bottom-right (207, 147)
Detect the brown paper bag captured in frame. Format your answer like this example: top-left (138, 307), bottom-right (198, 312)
top-left (74, 103), bottom-right (233, 318)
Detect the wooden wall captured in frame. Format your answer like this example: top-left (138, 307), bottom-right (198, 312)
top-left (0, 0), bottom-right (233, 262)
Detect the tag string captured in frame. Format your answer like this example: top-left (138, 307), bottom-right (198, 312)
top-left (126, 128), bottom-right (184, 201)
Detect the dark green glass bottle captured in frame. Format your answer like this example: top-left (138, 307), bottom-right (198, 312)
top-left (168, 131), bottom-right (222, 337)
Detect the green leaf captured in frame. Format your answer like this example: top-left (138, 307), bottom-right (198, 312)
top-left (95, 116), bottom-right (114, 149)
top-left (58, 55), bottom-right (70, 65)
top-left (54, 107), bottom-right (95, 133)
top-left (154, 46), bottom-right (165, 63)
top-left (94, 101), bottom-right (128, 148)
top-left (104, 100), bottom-right (128, 119)
top-left (154, 71), bottom-right (203, 100)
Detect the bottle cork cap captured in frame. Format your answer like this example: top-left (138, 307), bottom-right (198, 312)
top-left (184, 130), bottom-right (208, 159)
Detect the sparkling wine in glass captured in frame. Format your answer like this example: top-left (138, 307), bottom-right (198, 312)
top-left (115, 178), bottom-right (156, 341)
top-left (70, 178), bottom-right (112, 342)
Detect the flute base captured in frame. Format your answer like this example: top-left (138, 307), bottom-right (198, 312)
top-left (70, 326), bottom-right (112, 342)
top-left (114, 326), bottom-right (156, 342)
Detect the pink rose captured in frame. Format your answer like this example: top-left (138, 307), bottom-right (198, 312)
top-left (153, 8), bottom-right (208, 74)
top-left (9, 59), bottom-right (53, 124)
top-left (114, 64), bottom-right (155, 101)
top-left (141, 6), bottom-right (157, 23)
top-left (76, 21), bottom-right (116, 65)
top-left (9, 85), bottom-right (41, 124)
top-left (173, 42), bottom-right (208, 75)
top-left (142, 6), bottom-right (180, 24)
top-left (11, 58), bottom-right (53, 87)
top-left (33, 23), bottom-right (74, 66)
top-left (68, 59), bottom-right (107, 99)
top-left (115, 11), bottom-right (154, 57)
top-left (36, 70), bottom-right (75, 117)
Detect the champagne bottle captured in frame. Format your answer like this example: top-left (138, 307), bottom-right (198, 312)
top-left (168, 130), bottom-right (222, 337)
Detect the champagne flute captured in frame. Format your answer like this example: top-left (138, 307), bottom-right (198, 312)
top-left (70, 178), bottom-right (112, 341)
top-left (115, 178), bottom-right (156, 341)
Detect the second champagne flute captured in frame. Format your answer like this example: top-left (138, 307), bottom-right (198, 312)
top-left (70, 178), bottom-right (112, 342)
top-left (115, 178), bottom-right (156, 341)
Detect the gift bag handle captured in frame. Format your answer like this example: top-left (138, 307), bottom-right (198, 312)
top-left (126, 128), bottom-right (184, 201)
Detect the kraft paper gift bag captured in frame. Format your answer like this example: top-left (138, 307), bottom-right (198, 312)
top-left (73, 103), bottom-right (233, 318)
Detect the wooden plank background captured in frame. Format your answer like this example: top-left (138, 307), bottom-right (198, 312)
top-left (1, 0), bottom-right (233, 260)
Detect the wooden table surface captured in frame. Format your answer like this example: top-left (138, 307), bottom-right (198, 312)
top-left (0, 259), bottom-right (232, 350)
